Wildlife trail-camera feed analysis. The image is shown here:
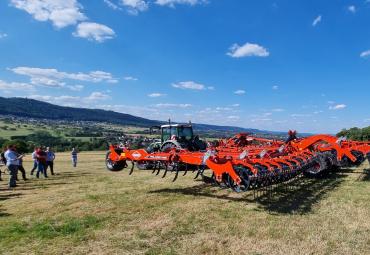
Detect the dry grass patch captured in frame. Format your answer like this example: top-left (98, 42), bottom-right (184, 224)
top-left (0, 152), bottom-right (369, 254)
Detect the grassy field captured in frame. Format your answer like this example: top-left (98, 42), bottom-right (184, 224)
top-left (0, 152), bottom-right (369, 255)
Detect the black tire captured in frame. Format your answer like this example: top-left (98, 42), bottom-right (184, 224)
top-left (161, 142), bottom-right (180, 152)
top-left (137, 161), bottom-right (154, 170)
top-left (351, 150), bottom-right (365, 166)
top-left (303, 153), bottom-right (329, 178)
top-left (105, 151), bottom-right (126, 171)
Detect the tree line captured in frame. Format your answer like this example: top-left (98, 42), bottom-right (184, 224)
top-left (336, 126), bottom-right (370, 141)
top-left (0, 131), bottom-right (107, 153)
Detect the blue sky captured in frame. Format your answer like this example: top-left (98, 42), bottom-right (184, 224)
top-left (0, 0), bottom-right (369, 133)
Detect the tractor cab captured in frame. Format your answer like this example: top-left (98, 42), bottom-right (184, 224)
top-left (161, 124), bottom-right (194, 143)
top-left (150, 123), bottom-right (206, 152)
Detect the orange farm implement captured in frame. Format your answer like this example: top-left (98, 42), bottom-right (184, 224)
top-left (106, 133), bottom-right (370, 193)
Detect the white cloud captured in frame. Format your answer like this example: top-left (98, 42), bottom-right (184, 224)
top-left (272, 108), bottom-right (284, 112)
top-left (85, 92), bottom-right (111, 100)
top-left (227, 115), bottom-right (240, 120)
top-left (251, 118), bottom-right (272, 122)
top-left (329, 104), bottom-right (346, 110)
top-left (148, 93), bottom-right (166, 97)
top-left (155, 0), bottom-right (206, 8)
top-left (291, 113), bottom-right (312, 118)
top-left (104, 0), bottom-right (121, 10)
top-left (124, 76), bottom-right (138, 81)
top-left (234, 89), bottom-right (245, 95)
top-left (29, 77), bottom-right (66, 87)
top-left (10, 0), bottom-right (115, 43)
top-left (231, 103), bottom-right (240, 107)
top-left (155, 103), bottom-right (192, 108)
top-left (0, 80), bottom-right (34, 91)
top-left (10, 0), bottom-right (86, 28)
top-left (30, 95), bottom-right (80, 104)
top-left (348, 5), bottom-right (356, 13)
top-left (29, 92), bottom-right (110, 107)
top-left (172, 81), bottom-right (209, 90)
top-left (67, 84), bottom-right (84, 91)
top-left (73, 22), bottom-right (115, 42)
top-left (120, 0), bottom-right (148, 14)
top-left (215, 107), bottom-right (232, 111)
top-left (10, 66), bottom-right (118, 84)
top-left (0, 33), bottom-right (8, 39)
top-left (360, 50), bottom-right (370, 58)
top-left (227, 42), bottom-right (269, 58)
top-left (272, 85), bottom-right (278, 90)
top-left (312, 15), bottom-right (322, 27)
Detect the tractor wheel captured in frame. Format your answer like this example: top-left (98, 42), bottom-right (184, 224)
top-left (161, 141), bottom-right (180, 152)
top-left (137, 161), bottom-right (154, 170)
top-left (105, 151), bottom-right (126, 171)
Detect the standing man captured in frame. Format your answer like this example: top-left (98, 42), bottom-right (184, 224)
top-left (30, 147), bottom-right (38, 175)
top-left (45, 147), bottom-right (56, 175)
top-left (71, 148), bottom-right (78, 167)
top-left (36, 147), bottom-right (47, 178)
top-left (15, 147), bottom-right (27, 181)
top-left (4, 144), bottom-right (24, 188)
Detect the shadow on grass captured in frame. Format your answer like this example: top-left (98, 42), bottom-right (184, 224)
top-left (0, 170), bottom-right (93, 216)
top-left (150, 172), bottom-right (347, 215)
top-left (358, 168), bottom-right (370, 181)
top-left (0, 193), bottom-right (21, 217)
top-left (250, 172), bottom-right (347, 214)
top-left (47, 171), bottom-right (93, 179)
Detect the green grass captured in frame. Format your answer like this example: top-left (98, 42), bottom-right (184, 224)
top-left (0, 152), bottom-right (369, 254)
top-left (0, 215), bottom-right (103, 241)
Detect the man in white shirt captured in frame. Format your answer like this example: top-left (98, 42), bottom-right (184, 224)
top-left (45, 147), bottom-right (56, 175)
top-left (4, 144), bottom-right (23, 188)
top-left (30, 147), bottom-right (38, 175)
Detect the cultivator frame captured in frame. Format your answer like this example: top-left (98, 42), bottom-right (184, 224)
top-left (106, 133), bottom-right (370, 193)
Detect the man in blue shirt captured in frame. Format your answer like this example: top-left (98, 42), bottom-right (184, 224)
top-left (4, 144), bottom-right (24, 188)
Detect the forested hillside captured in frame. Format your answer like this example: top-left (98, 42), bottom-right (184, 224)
top-left (337, 126), bottom-right (370, 141)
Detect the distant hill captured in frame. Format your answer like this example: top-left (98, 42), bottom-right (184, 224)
top-left (0, 97), bottom-right (159, 127)
top-left (0, 97), bottom-right (286, 135)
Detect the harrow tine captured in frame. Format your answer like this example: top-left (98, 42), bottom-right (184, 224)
top-left (129, 161), bottom-right (135, 175)
top-left (155, 162), bottom-right (161, 175)
top-left (151, 164), bottom-right (157, 174)
top-left (194, 165), bottom-right (205, 179)
top-left (161, 164), bottom-right (169, 178)
top-left (183, 164), bottom-right (188, 176)
top-left (172, 165), bottom-right (180, 182)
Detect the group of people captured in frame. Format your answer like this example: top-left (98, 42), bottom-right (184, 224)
top-left (0, 145), bottom-right (56, 188)
top-left (0, 145), bottom-right (80, 188)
